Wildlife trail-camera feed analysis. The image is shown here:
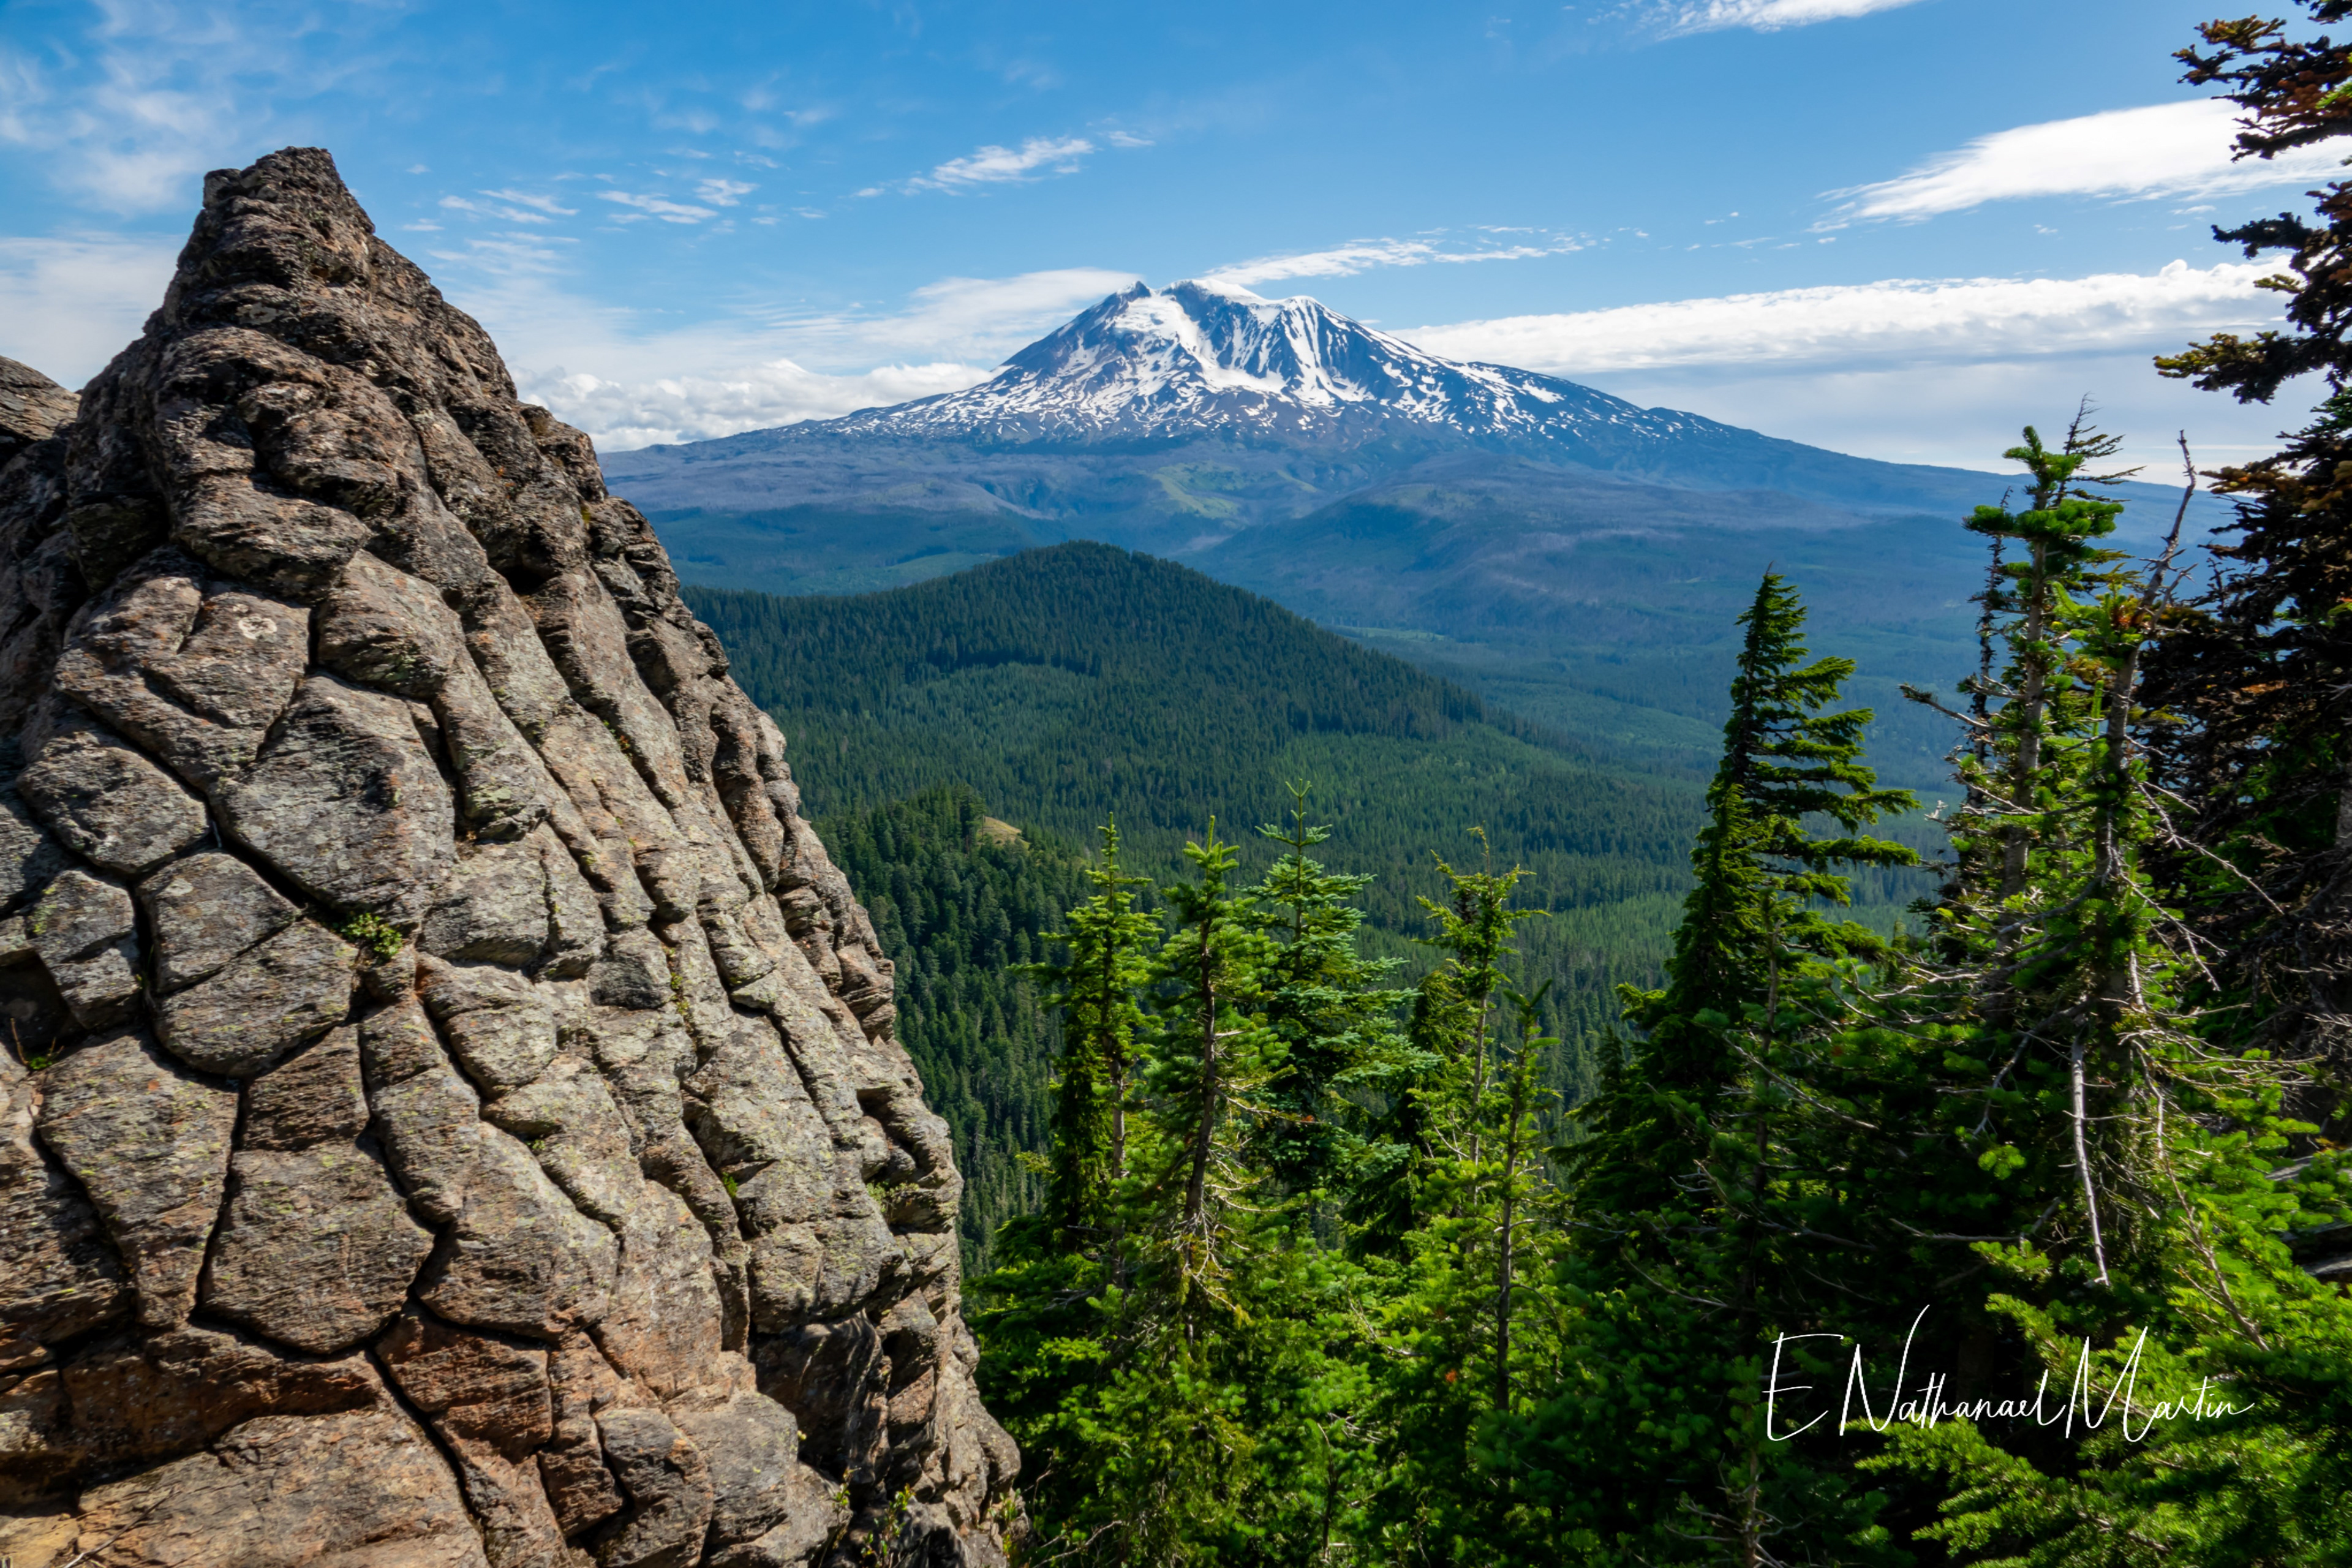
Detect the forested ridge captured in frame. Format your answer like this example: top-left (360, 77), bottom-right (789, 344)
top-left (693, 548), bottom-right (1747, 1281)
top-left (687, 544), bottom-right (1782, 1161)
top-left (682, 9), bottom-right (2352, 1561)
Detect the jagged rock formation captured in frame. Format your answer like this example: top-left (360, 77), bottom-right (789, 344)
top-left (0, 359), bottom-right (79, 472)
top-left (0, 149), bottom-right (1019, 1568)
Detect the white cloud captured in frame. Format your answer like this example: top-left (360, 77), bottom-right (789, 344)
top-left (748, 269), bottom-right (1143, 364)
top-left (480, 189), bottom-right (578, 217)
top-left (1661, 0), bottom-right (1929, 36)
top-left (1579, 353), bottom-right (2302, 477)
top-left (0, 233), bottom-right (181, 386)
top-left (1406, 261), bottom-right (2278, 375)
top-left (425, 235), bottom-right (576, 278)
top-left (0, 0), bottom-right (388, 214)
top-left (1833, 99), bottom-right (2346, 222)
top-left (526, 361), bottom-right (992, 452)
top-left (1411, 260), bottom-right (2299, 473)
top-left (913, 136), bottom-right (1095, 190)
top-left (1205, 236), bottom-right (1580, 288)
top-left (441, 194), bottom-right (575, 225)
top-left (694, 178), bottom-right (755, 206)
top-left (597, 190), bottom-right (720, 224)
top-left (425, 265), bottom-right (1139, 448)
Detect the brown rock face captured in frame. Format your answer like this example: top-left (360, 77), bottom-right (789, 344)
top-left (0, 149), bottom-right (1017, 1568)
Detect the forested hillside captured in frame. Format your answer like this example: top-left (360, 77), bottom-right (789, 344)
top-left (692, 543), bottom-right (1944, 1275)
top-left (692, 545), bottom-right (1730, 1072)
top-left (815, 785), bottom-right (1089, 1269)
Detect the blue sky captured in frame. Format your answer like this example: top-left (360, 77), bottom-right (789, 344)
top-left (0, 0), bottom-right (2330, 471)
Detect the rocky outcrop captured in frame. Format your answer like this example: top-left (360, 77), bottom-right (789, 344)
top-left (0, 359), bottom-right (77, 473)
top-left (0, 149), bottom-right (1018, 1568)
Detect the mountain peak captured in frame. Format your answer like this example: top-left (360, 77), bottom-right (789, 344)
top-left (827, 279), bottom-right (1684, 449)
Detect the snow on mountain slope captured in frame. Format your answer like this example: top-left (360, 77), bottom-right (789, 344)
top-left (607, 281), bottom-right (2208, 538)
top-left (826, 280), bottom-right (1711, 447)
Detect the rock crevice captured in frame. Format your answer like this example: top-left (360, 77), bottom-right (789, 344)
top-left (0, 149), bottom-right (1017, 1568)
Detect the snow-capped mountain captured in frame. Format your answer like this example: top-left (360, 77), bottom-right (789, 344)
top-left (603, 282), bottom-right (2212, 622)
top-left (826, 279), bottom-right (1706, 450)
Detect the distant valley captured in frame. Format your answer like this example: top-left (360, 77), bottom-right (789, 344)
top-left (605, 279), bottom-right (2210, 788)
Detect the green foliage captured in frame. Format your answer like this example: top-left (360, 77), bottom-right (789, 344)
top-left (698, 70), bottom-right (2352, 1536)
top-left (688, 543), bottom-right (1786, 1129)
top-left (1031, 821), bottom-right (1156, 1240)
top-left (337, 911), bottom-right (405, 963)
top-left (973, 815), bottom-right (1385, 1566)
top-left (815, 785), bottom-right (1093, 1268)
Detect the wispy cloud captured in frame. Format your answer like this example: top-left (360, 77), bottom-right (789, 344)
top-left (529, 361), bottom-right (990, 452)
top-left (0, 0), bottom-right (388, 214)
top-left (441, 194), bottom-right (575, 225)
top-left (0, 233), bottom-right (183, 385)
top-left (439, 265), bottom-right (1139, 447)
top-left (481, 188), bottom-right (579, 217)
top-left (1411, 259), bottom-right (2296, 473)
top-left (1831, 99), bottom-right (2345, 223)
top-left (913, 135), bottom-right (1095, 190)
top-left (750, 269), bottom-right (1144, 363)
top-left (597, 190), bottom-right (721, 223)
top-left (1204, 235), bottom-right (1583, 289)
top-left (426, 234), bottom-right (578, 278)
top-left (1658, 0), bottom-right (1931, 36)
top-left (694, 178), bottom-right (756, 206)
top-left (1406, 260), bottom-right (2277, 375)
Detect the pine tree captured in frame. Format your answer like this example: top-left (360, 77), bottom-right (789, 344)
top-left (1582, 570), bottom-right (1916, 1228)
top-left (1357, 846), bottom-right (1561, 1566)
top-left (1495, 572), bottom-right (1917, 1564)
top-left (2148, 1), bottom-right (2352, 1099)
top-left (1038, 821), bottom-right (1156, 1241)
top-left (1248, 783), bottom-right (1408, 1200)
top-left (976, 816), bottom-right (1396, 1566)
top-left (1860, 420), bottom-right (2352, 1567)
top-left (1131, 823), bottom-right (1280, 1324)
top-left (1848, 11), bottom-right (2352, 1553)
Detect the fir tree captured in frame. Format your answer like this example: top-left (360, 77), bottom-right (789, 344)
top-left (1248, 783), bottom-right (1408, 1200)
top-left (1357, 845), bottom-right (1558, 1566)
top-left (2147, 1), bottom-right (2352, 1099)
top-left (1500, 571), bottom-right (1916, 1564)
top-left (1583, 570), bottom-right (1916, 1228)
top-left (1861, 420), bottom-right (2352, 1568)
top-left (1038, 821), bottom-right (1156, 1241)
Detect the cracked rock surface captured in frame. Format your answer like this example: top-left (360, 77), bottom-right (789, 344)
top-left (0, 148), bottom-right (1019, 1568)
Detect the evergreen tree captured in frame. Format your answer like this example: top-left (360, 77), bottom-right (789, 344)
top-left (1357, 847), bottom-right (1562, 1566)
top-left (1038, 822), bottom-right (1156, 1240)
top-left (2149, 1), bottom-right (2352, 1101)
top-left (1248, 783), bottom-right (1408, 1200)
top-left (1487, 572), bottom-right (1916, 1563)
top-left (1857, 419), bottom-right (2352, 1567)
top-left (976, 815), bottom-right (1396, 1566)
top-left (1850, 10), bottom-right (2352, 1555)
top-left (1581, 570), bottom-right (1917, 1224)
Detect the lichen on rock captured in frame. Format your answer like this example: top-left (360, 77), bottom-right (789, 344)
top-left (0, 148), bottom-right (1018, 1568)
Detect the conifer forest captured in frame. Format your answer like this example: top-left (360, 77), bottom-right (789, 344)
top-left (732, 10), bottom-right (2352, 1561)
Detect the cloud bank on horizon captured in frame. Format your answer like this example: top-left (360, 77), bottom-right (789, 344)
top-left (486, 258), bottom-right (2277, 453)
top-left (1408, 262), bottom-right (2273, 377)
